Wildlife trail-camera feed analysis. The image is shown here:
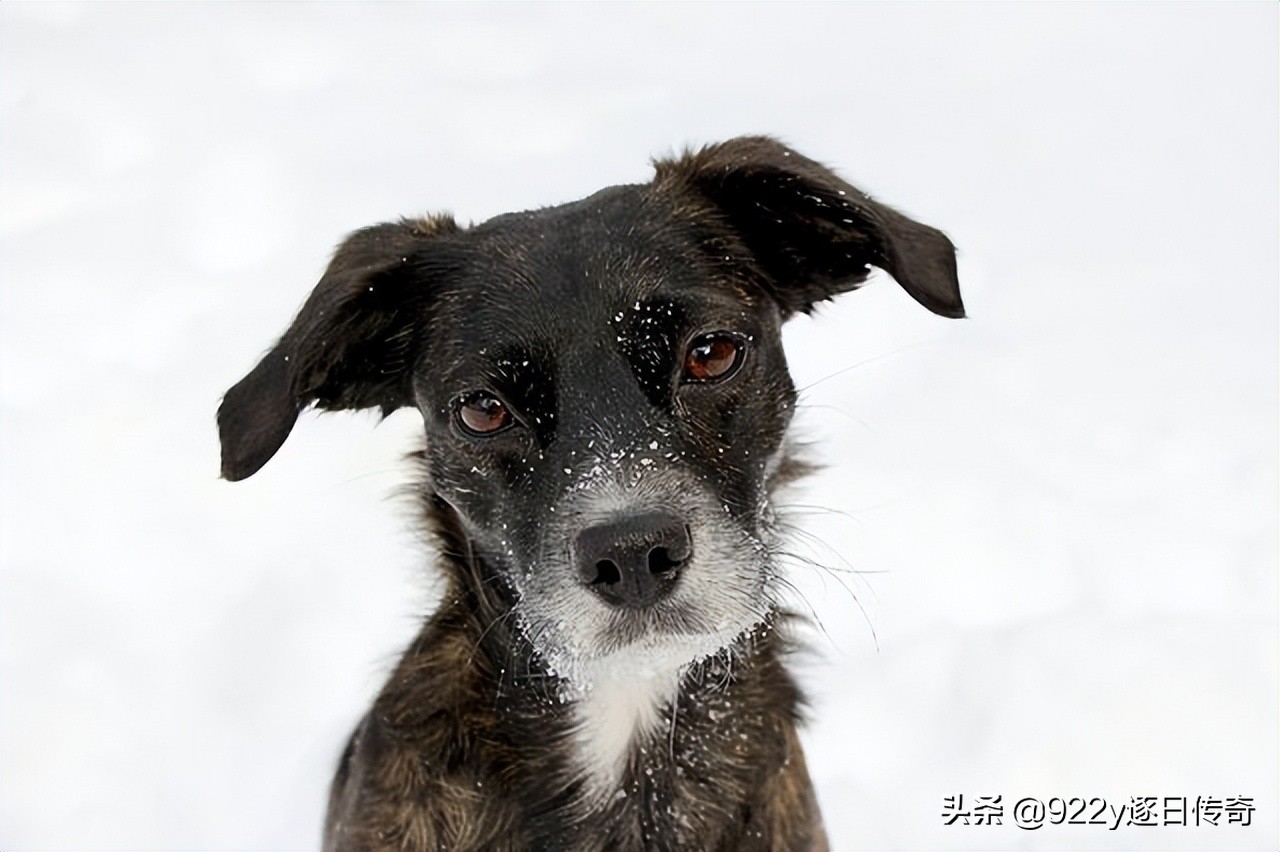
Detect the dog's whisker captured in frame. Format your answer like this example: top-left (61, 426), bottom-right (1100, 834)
top-left (790, 402), bottom-right (880, 433)
top-left (772, 575), bottom-right (845, 655)
top-left (794, 341), bottom-right (934, 395)
top-left (331, 468), bottom-right (409, 487)
top-left (467, 608), bottom-right (518, 668)
top-left (773, 521), bottom-right (881, 591)
top-left (774, 550), bottom-right (880, 651)
top-left (775, 503), bottom-right (865, 524)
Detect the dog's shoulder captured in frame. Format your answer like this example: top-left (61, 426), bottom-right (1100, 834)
top-left (323, 604), bottom-right (532, 851)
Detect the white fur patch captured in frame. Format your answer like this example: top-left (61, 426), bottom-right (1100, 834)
top-left (568, 655), bottom-right (682, 798)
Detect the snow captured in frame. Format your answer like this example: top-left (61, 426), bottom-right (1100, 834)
top-left (2, 3), bottom-right (1276, 849)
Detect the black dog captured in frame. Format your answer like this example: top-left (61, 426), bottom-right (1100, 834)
top-left (218, 136), bottom-right (962, 851)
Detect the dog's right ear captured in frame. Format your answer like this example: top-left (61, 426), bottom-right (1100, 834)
top-left (217, 216), bottom-right (456, 481)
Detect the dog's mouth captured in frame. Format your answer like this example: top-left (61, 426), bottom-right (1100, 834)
top-left (589, 594), bottom-right (712, 654)
top-left (522, 605), bottom-right (765, 688)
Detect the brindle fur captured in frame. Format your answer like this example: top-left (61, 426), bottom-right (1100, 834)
top-left (218, 136), bottom-right (961, 852)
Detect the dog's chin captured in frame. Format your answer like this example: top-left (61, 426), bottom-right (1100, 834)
top-left (531, 601), bottom-right (767, 691)
top-left (594, 601), bottom-right (754, 655)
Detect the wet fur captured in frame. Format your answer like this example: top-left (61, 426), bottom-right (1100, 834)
top-left (217, 136), bottom-right (962, 851)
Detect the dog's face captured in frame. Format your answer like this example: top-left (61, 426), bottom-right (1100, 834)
top-left (415, 185), bottom-right (798, 678)
top-left (218, 137), bottom-right (962, 684)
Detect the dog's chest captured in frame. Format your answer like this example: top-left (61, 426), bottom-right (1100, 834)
top-left (569, 667), bottom-right (681, 798)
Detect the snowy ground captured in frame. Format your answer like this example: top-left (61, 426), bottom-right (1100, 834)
top-left (1, 4), bottom-right (1276, 850)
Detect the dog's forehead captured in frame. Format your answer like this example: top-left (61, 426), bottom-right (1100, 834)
top-left (433, 185), bottom-right (759, 353)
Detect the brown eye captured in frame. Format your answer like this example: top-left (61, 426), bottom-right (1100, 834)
top-left (683, 333), bottom-right (745, 383)
top-left (456, 392), bottom-right (512, 435)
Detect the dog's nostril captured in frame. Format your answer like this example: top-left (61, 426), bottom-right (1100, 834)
top-left (592, 559), bottom-right (622, 586)
top-left (647, 546), bottom-right (684, 576)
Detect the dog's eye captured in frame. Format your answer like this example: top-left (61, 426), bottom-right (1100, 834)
top-left (683, 333), bottom-right (745, 383)
top-left (455, 392), bottom-right (513, 436)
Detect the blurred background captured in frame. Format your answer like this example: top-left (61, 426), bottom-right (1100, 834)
top-left (1, 3), bottom-right (1275, 849)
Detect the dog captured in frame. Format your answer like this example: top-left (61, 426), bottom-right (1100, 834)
top-left (218, 136), bottom-right (962, 851)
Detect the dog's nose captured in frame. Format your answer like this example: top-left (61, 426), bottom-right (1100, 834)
top-left (574, 512), bottom-right (692, 608)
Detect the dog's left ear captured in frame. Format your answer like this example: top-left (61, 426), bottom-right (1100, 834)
top-left (654, 136), bottom-right (964, 319)
top-left (218, 216), bottom-right (456, 481)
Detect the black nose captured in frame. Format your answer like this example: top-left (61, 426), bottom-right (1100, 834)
top-left (575, 512), bottom-right (692, 608)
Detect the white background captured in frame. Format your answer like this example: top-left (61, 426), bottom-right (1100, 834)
top-left (2, 4), bottom-right (1276, 850)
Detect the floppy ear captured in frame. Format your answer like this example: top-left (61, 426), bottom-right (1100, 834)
top-left (654, 136), bottom-right (963, 319)
top-left (217, 215), bottom-right (456, 481)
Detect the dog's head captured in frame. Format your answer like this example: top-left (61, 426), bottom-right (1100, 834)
top-left (218, 136), bottom-right (962, 685)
